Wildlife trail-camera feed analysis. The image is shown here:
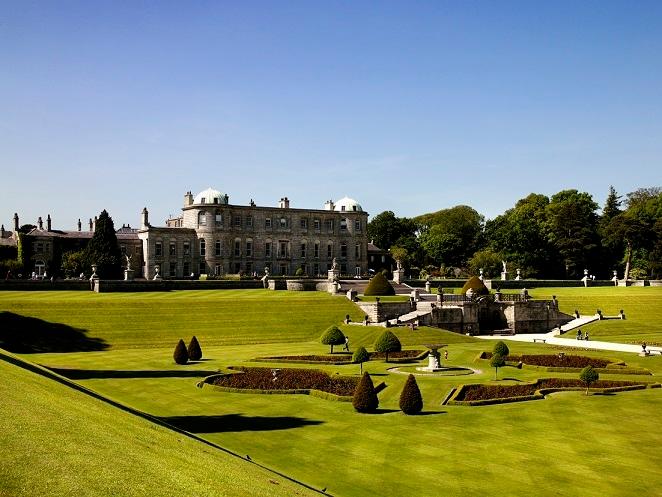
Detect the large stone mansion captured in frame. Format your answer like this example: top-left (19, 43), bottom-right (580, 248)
top-left (2, 188), bottom-right (371, 279)
top-left (140, 188), bottom-right (369, 279)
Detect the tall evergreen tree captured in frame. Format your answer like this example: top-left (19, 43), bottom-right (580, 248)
top-left (84, 210), bottom-right (122, 279)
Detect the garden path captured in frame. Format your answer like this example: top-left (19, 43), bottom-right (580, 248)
top-left (476, 334), bottom-right (661, 355)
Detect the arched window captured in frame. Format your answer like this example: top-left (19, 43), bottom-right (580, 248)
top-left (200, 239), bottom-right (206, 256)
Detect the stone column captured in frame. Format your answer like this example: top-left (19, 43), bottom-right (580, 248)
top-left (393, 268), bottom-right (405, 284)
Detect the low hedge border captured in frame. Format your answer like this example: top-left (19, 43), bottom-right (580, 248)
top-left (480, 351), bottom-right (621, 369)
top-left (252, 350), bottom-right (428, 365)
top-left (546, 366), bottom-right (652, 375)
top-left (447, 380), bottom-right (658, 406)
top-left (200, 372), bottom-right (386, 402)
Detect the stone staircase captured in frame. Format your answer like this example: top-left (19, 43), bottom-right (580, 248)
top-left (548, 314), bottom-right (600, 336)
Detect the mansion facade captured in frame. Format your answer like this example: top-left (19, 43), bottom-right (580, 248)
top-left (139, 188), bottom-right (370, 279)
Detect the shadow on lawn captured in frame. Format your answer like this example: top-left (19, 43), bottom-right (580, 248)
top-left (0, 312), bottom-right (108, 353)
top-left (159, 414), bottom-right (324, 433)
top-left (48, 368), bottom-right (218, 379)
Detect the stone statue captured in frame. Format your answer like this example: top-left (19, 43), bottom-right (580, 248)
top-left (331, 258), bottom-right (338, 271)
top-left (502, 260), bottom-right (507, 273)
top-left (125, 254), bottom-right (132, 270)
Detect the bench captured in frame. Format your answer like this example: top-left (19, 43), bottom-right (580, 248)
top-left (532, 338), bottom-right (546, 344)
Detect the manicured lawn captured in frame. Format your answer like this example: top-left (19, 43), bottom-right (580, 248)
top-left (1, 287), bottom-right (662, 497)
top-left (0, 353), bottom-right (319, 497)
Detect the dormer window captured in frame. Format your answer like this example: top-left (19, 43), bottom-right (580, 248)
top-left (352, 206), bottom-right (357, 211)
top-left (341, 205), bottom-right (346, 211)
top-left (201, 198), bottom-right (206, 204)
top-left (213, 197), bottom-right (219, 204)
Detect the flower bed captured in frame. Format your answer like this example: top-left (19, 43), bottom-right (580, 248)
top-left (254, 349), bottom-right (426, 364)
top-left (211, 367), bottom-right (359, 396)
top-left (482, 352), bottom-right (612, 368)
top-left (447, 378), bottom-right (655, 406)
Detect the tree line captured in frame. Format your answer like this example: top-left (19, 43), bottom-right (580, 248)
top-left (368, 186), bottom-right (662, 280)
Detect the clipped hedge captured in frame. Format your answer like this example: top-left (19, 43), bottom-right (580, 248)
top-left (253, 349), bottom-right (426, 365)
top-left (460, 276), bottom-right (489, 296)
top-left (482, 352), bottom-right (613, 369)
top-left (364, 272), bottom-right (396, 296)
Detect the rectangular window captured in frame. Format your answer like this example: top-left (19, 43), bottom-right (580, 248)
top-left (234, 240), bottom-right (241, 257)
top-left (169, 242), bottom-right (176, 256)
top-left (183, 261), bottom-right (190, 276)
top-left (234, 216), bottom-right (241, 228)
top-left (215, 213), bottom-right (223, 227)
top-left (169, 262), bottom-right (176, 277)
top-left (327, 243), bottom-right (332, 258)
top-left (314, 219), bottom-right (321, 230)
top-left (341, 243), bottom-right (347, 258)
top-left (215, 264), bottom-right (221, 276)
top-left (120, 245), bottom-right (127, 255)
top-left (183, 242), bottom-right (190, 256)
top-left (355, 220), bottom-right (361, 231)
top-left (199, 239), bottom-right (206, 256)
top-left (246, 241), bottom-right (253, 257)
top-left (155, 242), bottom-right (162, 257)
top-left (199, 261), bottom-right (206, 274)
top-left (314, 263), bottom-right (319, 275)
top-left (215, 240), bottom-right (221, 257)
top-left (265, 242), bottom-right (272, 257)
top-left (246, 216), bottom-right (253, 228)
top-left (300, 218), bottom-right (308, 230)
top-left (246, 261), bottom-right (253, 274)
top-left (340, 219), bottom-right (347, 231)
top-left (279, 241), bottom-right (288, 258)
top-left (234, 262), bottom-right (241, 274)
top-left (265, 218), bottom-right (272, 228)
top-left (324, 219), bottom-right (333, 232)
top-left (314, 242), bottom-right (320, 258)
top-left (355, 243), bottom-right (361, 258)
top-left (300, 243), bottom-right (306, 258)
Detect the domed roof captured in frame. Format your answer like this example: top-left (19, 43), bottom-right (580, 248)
top-left (193, 187), bottom-right (227, 205)
top-left (334, 196), bottom-right (363, 212)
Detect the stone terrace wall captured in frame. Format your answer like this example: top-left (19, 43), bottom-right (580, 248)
top-left (0, 280), bottom-right (90, 291)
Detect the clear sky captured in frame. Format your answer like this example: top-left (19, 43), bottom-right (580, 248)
top-left (2, 1), bottom-right (661, 231)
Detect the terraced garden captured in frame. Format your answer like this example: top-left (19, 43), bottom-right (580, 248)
top-left (1, 287), bottom-right (662, 497)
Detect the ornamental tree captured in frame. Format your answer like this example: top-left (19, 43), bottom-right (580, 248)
top-left (174, 339), bottom-right (189, 365)
top-left (399, 374), bottom-right (423, 415)
top-left (364, 272), bottom-right (396, 296)
top-left (84, 210), bottom-right (122, 279)
top-left (320, 325), bottom-right (345, 354)
top-left (352, 372), bottom-right (378, 413)
top-left (187, 335), bottom-right (202, 361)
top-left (492, 341), bottom-right (510, 358)
top-left (373, 330), bottom-right (401, 362)
top-left (490, 353), bottom-right (505, 380)
top-left (579, 366), bottom-right (600, 395)
top-left (352, 346), bottom-right (370, 374)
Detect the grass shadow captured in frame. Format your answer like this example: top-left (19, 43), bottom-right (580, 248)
top-left (48, 368), bottom-right (218, 380)
top-left (159, 414), bottom-right (324, 433)
top-left (373, 408), bottom-right (400, 414)
top-left (416, 410), bottom-right (447, 416)
top-left (0, 312), bottom-right (108, 353)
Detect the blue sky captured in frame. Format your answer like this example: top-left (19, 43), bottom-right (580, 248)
top-left (2, 1), bottom-right (661, 230)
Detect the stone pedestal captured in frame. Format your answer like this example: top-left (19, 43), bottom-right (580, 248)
top-left (410, 289), bottom-right (420, 301)
top-left (425, 280), bottom-right (431, 293)
top-left (124, 269), bottom-right (134, 281)
top-left (328, 269), bottom-right (340, 282)
top-left (346, 289), bottom-right (357, 301)
top-left (393, 268), bottom-right (405, 284)
top-left (501, 271), bottom-right (509, 281)
top-left (329, 281), bottom-right (340, 294)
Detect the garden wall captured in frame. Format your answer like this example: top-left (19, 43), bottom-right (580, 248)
top-left (94, 279), bottom-right (264, 292)
top-left (0, 279), bottom-right (90, 291)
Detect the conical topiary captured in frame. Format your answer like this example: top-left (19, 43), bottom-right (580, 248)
top-left (352, 372), bottom-right (379, 413)
top-left (320, 325), bottom-right (346, 354)
top-left (399, 374), bottom-right (423, 415)
top-left (187, 335), bottom-right (202, 361)
top-left (174, 339), bottom-right (189, 365)
top-left (460, 276), bottom-right (489, 296)
top-left (492, 340), bottom-right (510, 358)
top-left (352, 346), bottom-right (370, 374)
top-left (363, 272), bottom-right (396, 296)
top-left (373, 330), bottom-right (401, 362)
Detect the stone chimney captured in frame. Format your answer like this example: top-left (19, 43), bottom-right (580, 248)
top-left (184, 191), bottom-right (194, 207)
top-left (278, 197), bottom-right (290, 209)
top-left (89, 218), bottom-right (93, 232)
top-left (47, 214), bottom-right (52, 231)
top-left (324, 200), bottom-right (335, 211)
top-left (0, 225), bottom-right (4, 238)
top-left (13, 213), bottom-right (19, 232)
top-left (141, 207), bottom-right (149, 229)
top-left (93, 216), bottom-right (97, 232)
top-left (38, 216), bottom-right (43, 230)
top-left (78, 219), bottom-right (82, 231)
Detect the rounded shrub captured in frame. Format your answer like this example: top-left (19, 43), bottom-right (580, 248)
top-left (352, 372), bottom-right (379, 413)
top-left (373, 330), bottom-right (401, 362)
top-left (579, 365), bottom-right (600, 395)
top-left (460, 276), bottom-right (489, 296)
top-left (490, 353), bottom-right (505, 380)
top-left (492, 340), bottom-right (510, 358)
top-left (352, 346), bottom-right (370, 374)
top-left (320, 325), bottom-right (346, 354)
top-left (399, 374), bottom-right (423, 415)
top-left (187, 336), bottom-right (202, 361)
top-left (364, 272), bottom-right (396, 296)
top-left (174, 339), bottom-right (189, 365)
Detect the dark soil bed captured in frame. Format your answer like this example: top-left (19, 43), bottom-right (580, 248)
top-left (257, 350), bottom-right (425, 363)
top-left (212, 367), bottom-right (359, 396)
top-left (483, 352), bottom-right (612, 368)
top-left (458, 378), bottom-right (641, 401)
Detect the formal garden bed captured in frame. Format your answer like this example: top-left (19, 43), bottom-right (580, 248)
top-left (201, 367), bottom-right (386, 401)
top-left (479, 351), bottom-right (651, 374)
top-left (448, 378), bottom-right (659, 406)
top-left (254, 349), bottom-right (427, 364)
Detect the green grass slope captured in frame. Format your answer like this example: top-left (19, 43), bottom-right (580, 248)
top-left (0, 354), bottom-right (318, 497)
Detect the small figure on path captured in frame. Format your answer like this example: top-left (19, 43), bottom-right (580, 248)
top-left (444, 349), bottom-right (448, 361)
top-left (584, 331), bottom-right (589, 341)
top-left (577, 329), bottom-right (582, 340)
top-left (642, 342), bottom-right (647, 353)
top-left (343, 335), bottom-right (350, 352)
